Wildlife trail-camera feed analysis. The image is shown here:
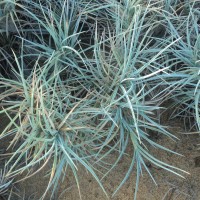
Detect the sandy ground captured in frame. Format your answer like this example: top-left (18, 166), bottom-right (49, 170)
top-left (1, 112), bottom-right (200, 200)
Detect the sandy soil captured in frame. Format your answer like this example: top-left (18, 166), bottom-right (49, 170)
top-left (1, 112), bottom-right (200, 200)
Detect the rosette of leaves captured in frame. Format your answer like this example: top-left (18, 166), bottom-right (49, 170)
top-left (14, 0), bottom-right (86, 76)
top-left (0, 0), bottom-right (103, 90)
top-left (164, 3), bottom-right (200, 131)
top-left (75, 3), bottom-right (187, 199)
top-left (0, 50), bottom-right (109, 199)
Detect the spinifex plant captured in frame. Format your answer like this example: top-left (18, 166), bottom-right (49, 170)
top-left (0, 0), bottom-right (96, 79)
top-left (0, 1), bottom-right (112, 199)
top-left (0, 0), bottom-right (190, 199)
top-left (0, 50), bottom-right (110, 199)
top-left (72, 2), bottom-right (188, 199)
top-left (163, 2), bottom-right (200, 131)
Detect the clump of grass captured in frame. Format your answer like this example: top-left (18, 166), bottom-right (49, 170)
top-left (0, 1), bottom-right (111, 199)
top-left (0, 0), bottom-right (191, 200)
top-left (78, 3), bottom-right (187, 198)
top-left (0, 50), bottom-right (110, 199)
top-left (162, 1), bottom-right (200, 131)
